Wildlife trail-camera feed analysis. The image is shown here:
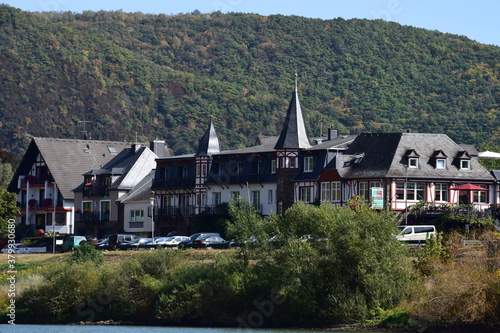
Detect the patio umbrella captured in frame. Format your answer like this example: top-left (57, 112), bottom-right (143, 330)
top-left (449, 183), bottom-right (488, 206)
top-left (449, 184), bottom-right (488, 191)
top-left (478, 151), bottom-right (500, 159)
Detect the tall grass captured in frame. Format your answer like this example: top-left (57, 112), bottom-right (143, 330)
top-left (407, 230), bottom-right (500, 325)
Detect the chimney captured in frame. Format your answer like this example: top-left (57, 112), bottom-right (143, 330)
top-left (131, 143), bottom-right (141, 153)
top-left (150, 140), bottom-right (165, 158)
top-left (328, 125), bottom-right (338, 140)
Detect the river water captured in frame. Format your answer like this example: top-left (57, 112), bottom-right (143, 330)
top-left (0, 325), bottom-right (374, 333)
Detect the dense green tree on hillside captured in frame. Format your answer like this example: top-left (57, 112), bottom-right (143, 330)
top-left (0, 5), bottom-right (498, 156)
top-left (0, 189), bottom-right (19, 235)
top-left (0, 161), bottom-right (13, 190)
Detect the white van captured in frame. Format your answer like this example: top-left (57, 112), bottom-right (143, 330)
top-left (396, 225), bottom-right (436, 245)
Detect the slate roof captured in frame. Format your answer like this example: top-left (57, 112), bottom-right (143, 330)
top-left (8, 137), bottom-right (131, 199)
top-left (306, 135), bottom-right (357, 151)
top-left (117, 170), bottom-right (155, 203)
top-left (274, 88), bottom-right (311, 149)
top-left (337, 133), bottom-right (494, 182)
top-left (196, 121), bottom-right (220, 156)
top-left (491, 170), bottom-right (500, 180)
top-left (75, 145), bottom-right (158, 192)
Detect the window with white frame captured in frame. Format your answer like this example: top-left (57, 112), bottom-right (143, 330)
top-left (435, 183), bottom-right (448, 202)
top-left (332, 181), bottom-right (341, 201)
top-left (408, 158), bottom-right (419, 168)
top-left (473, 190), bottom-right (487, 203)
top-left (407, 182), bottom-right (425, 201)
top-left (289, 157), bottom-right (296, 168)
top-left (230, 191), bottom-right (240, 200)
top-left (268, 189), bottom-right (273, 204)
top-left (180, 194), bottom-right (189, 207)
top-left (359, 182), bottom-right (369, 201)
top-left (396, 183), bottom-right (405, 200)
top-left (163, 195), bottom-right (171, 207)
top-left (396, 182), bottom-right (425, 201)
top-left (251, 190), bottom-right (261, 206)
top-left (436, 159), bottom-right (446, 169)
top-left (460, 159), bottom-right (470, 170)
top-left (300, 187), bottom-right (312, 203)
top-left (304, 156), bottom-right (314, 172)
top-left (213, 192), bottom-right (221, 206)
top-left (130, 210), bottom-right (144, 222)
top-left (271, 159), bottom-right (276, 174)
top-left (321, 182), bottom-right (331, 202)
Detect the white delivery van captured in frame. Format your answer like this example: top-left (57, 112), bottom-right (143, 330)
top-left (396, 225), bottom-right (436, 245)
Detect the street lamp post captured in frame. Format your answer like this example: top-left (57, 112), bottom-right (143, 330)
top-left (52, 182), bottom-right (57, 254)
top-left (149, 193), bottom-right (155, 245)
top-left (405, 165), bottom-right (408, 225)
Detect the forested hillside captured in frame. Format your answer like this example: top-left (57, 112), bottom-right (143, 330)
top-left (0, 5), bottom-right (499, 156)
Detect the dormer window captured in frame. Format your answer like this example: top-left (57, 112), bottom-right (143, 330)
top-left (432, 150), bottom-right (448, 169)
top-left (405, 149), bottom-right (420, 169)
top-left (460, 159), bottom-right (470, 170)
top-left (436, 159), bottom-right (446, 169)
top-left (456, 151), bottom-right (471, 170)
top-left (304, 156), bottom-right (314, 172)
top-left (408, 158), bottom-right (419, 168)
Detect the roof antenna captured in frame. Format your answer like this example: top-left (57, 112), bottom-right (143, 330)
top-left (294, 72), bottom-right (298, 91)
top-left (78, 120), bottom-right (92, 140)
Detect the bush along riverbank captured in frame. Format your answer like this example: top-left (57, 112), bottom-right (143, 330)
top-left (1, 199), bottom-right (499, 331)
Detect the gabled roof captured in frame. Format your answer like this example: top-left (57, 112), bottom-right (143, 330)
top-left (75, 145), bottom-right (158, 191)
top-left (196, 121), bottom-right (220, 156)
top-left (8, 137), bottom-right (131, 199)
top-left (274, 88), bottom-right (311, 149)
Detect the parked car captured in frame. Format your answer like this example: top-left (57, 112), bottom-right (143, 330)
top-left (1, 243), bottom-right (47, 254)
top-left (179, 232), bottom-right (220, 249)
top-left (396, 225), bottom-right (437, 245)
top-left (184, 235), bottom-right (231, 249)
top-left (95, 238), bottom-right (109, 249)
top-left (61, 236), bottom-right (87, 252)
top-left (142, 237), bottom-right (170, 249)
top-left (107, 234), bottom-right (139, 249)
top-left (158, 236), bottom-right (190, 248)
top-left (117, 238), bottom-right (151, 250)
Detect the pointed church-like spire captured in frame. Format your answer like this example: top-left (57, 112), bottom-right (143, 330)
top-left (196, 121), bottom-right (220, 156)
top-left (274, 73), bottom-right (311, 149)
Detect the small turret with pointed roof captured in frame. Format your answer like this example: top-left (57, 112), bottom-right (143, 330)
top-left (196, 120), bottom-right (220, 156)
top-left (274, 73), bottom-right (311, 149)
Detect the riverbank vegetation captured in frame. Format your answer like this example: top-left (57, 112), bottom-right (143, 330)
top-left (0, 200), bottom-right (499, 330)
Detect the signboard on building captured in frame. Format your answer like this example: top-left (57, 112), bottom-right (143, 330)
top-left (371, 187), bottom-right (384, 209)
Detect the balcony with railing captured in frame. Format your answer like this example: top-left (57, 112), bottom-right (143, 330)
top-left (21, 174), bottom-right (52, 186)
top-left (154, 205), bottom-right (196, 217)
top-left (83, 184), bottom-right (109, 197)
top-left (75, 211), bottom-right (110, 223)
